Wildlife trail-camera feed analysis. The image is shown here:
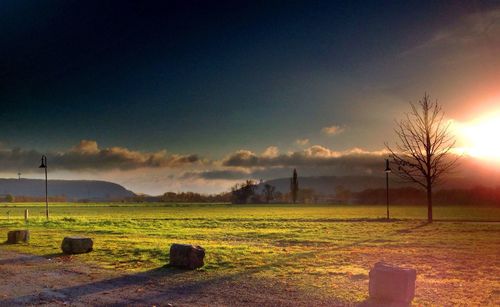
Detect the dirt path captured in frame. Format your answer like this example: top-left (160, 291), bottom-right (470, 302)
top-left (0, 249), bottom-right (340, 306)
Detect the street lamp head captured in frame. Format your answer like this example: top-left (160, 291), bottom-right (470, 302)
top-left (384, 159), bottom-right (392, 173)
top-left (39, 155), bottom-right (47, 169)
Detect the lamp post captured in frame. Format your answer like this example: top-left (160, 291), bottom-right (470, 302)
top-left (384, 159), bottom-right (392, 220)
top-left (39, 155), bottom-right (48, 220)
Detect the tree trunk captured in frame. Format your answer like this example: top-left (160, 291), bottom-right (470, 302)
top-left (426, 183), bottom-right (433, 223)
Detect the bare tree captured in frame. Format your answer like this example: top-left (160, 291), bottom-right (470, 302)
top-left (386, 94), bottom-right (458, 222)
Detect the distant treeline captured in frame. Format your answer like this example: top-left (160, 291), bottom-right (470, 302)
top-left (95, 185), bottom-right (500, 205)
top-left (228, 180), bottom-right (500, 206)
top-left (2, 185), bottom-right (499, 206)
top-left (0, 192), bottom-right (232, 203)
top-left (125, 191), bottom-right (232, 203)
top-left (355, 186), bottom-right (500, 206)
top-left (0, 195), bottom-right (69, 202)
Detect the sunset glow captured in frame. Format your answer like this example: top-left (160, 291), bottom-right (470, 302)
top-left (454, 110), bottom-right (500, 162)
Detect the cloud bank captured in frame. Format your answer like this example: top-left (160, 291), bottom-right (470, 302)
top-left (174, 146), bottom-right (390, 182)
top-left (0, 140), bottom-right (200, 171)
top-left (0, 138), bottom-right (488, 194)
top-left (222, 145), bottom-right (386, 168)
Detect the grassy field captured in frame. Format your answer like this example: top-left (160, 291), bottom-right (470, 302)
top-left (0, 203), bottom-right (499, 305)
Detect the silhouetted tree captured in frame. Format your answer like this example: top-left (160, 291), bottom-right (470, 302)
top-left (386, 94), bottom-right (458, 222)
top-left (290, 169), bottom-right (299, 204)
top-left (231, 180), bottom-right (258, 204)
top-left (262, 183), bottom-right (276, 203)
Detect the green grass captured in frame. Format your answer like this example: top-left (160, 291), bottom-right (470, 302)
top-left (0, 202), bottom-right (499, 305)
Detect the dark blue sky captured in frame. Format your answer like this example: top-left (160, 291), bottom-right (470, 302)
top-left (1, 1), bottom-right (499, 193)
top-left (0, 1), bottom-right (491, 152)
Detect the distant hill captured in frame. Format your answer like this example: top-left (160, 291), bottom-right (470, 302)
top-left (0, 179), bottom-right (135, 201)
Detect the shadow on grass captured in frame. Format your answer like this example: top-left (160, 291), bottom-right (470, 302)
top-left (0, 265), bottom-right (205, 306)
top-left (0, 220), bottom-right (428, 304)
top-left (396, 221), bottom-right (430, 234)
top-left (1, 233), bottom-right (396, 305)
top-left (433, 219), bottom-right (500, 223)
top-left (0, 219), bottom-right (448, 305)
top-left (0, 245), bottom-right (344, 305)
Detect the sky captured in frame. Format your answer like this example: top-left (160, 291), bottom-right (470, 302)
top-left (1, 1), bottom-right (499, 194)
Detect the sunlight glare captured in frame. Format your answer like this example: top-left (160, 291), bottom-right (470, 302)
top-left (455, 110), bottom-right (500, 161)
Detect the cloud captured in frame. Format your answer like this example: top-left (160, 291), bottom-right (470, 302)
top-left (303, 145), bottom-right (339, 158)
top-left (322, 125), bottom-right (345, 135)
top-left (295, 138), bottom-right (310, 146)
top-left (72, 139), bottom-right (99, 153)
top-left (177, 145), bottom-right (394, 183)
top-left (0, 140), bottom-right (201, 171)
top-left (222, 145), bottom-right (387, 171)
top-left (262, 146), bottom-right (279, 158)
top-left (0, 139), bottom-right (473, 195)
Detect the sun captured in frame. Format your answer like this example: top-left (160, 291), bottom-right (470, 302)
top-left (455, 111), bottom-right (500, 161)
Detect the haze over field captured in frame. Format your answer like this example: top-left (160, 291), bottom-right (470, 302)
top-left (1, 1), bottom-right (499, 194)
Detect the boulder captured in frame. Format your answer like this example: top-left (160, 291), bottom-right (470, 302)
top-left (7, 230), bottom-right (30, 244)
top-left (169, 243), bottom-right (205, 269)
top-left (61, 237), bottom-right (93, 254)
top-left (369, 262), bottom-right (416, 305)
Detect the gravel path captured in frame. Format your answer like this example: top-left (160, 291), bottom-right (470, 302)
top-left (0, 249), bottom-right (340, 306)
